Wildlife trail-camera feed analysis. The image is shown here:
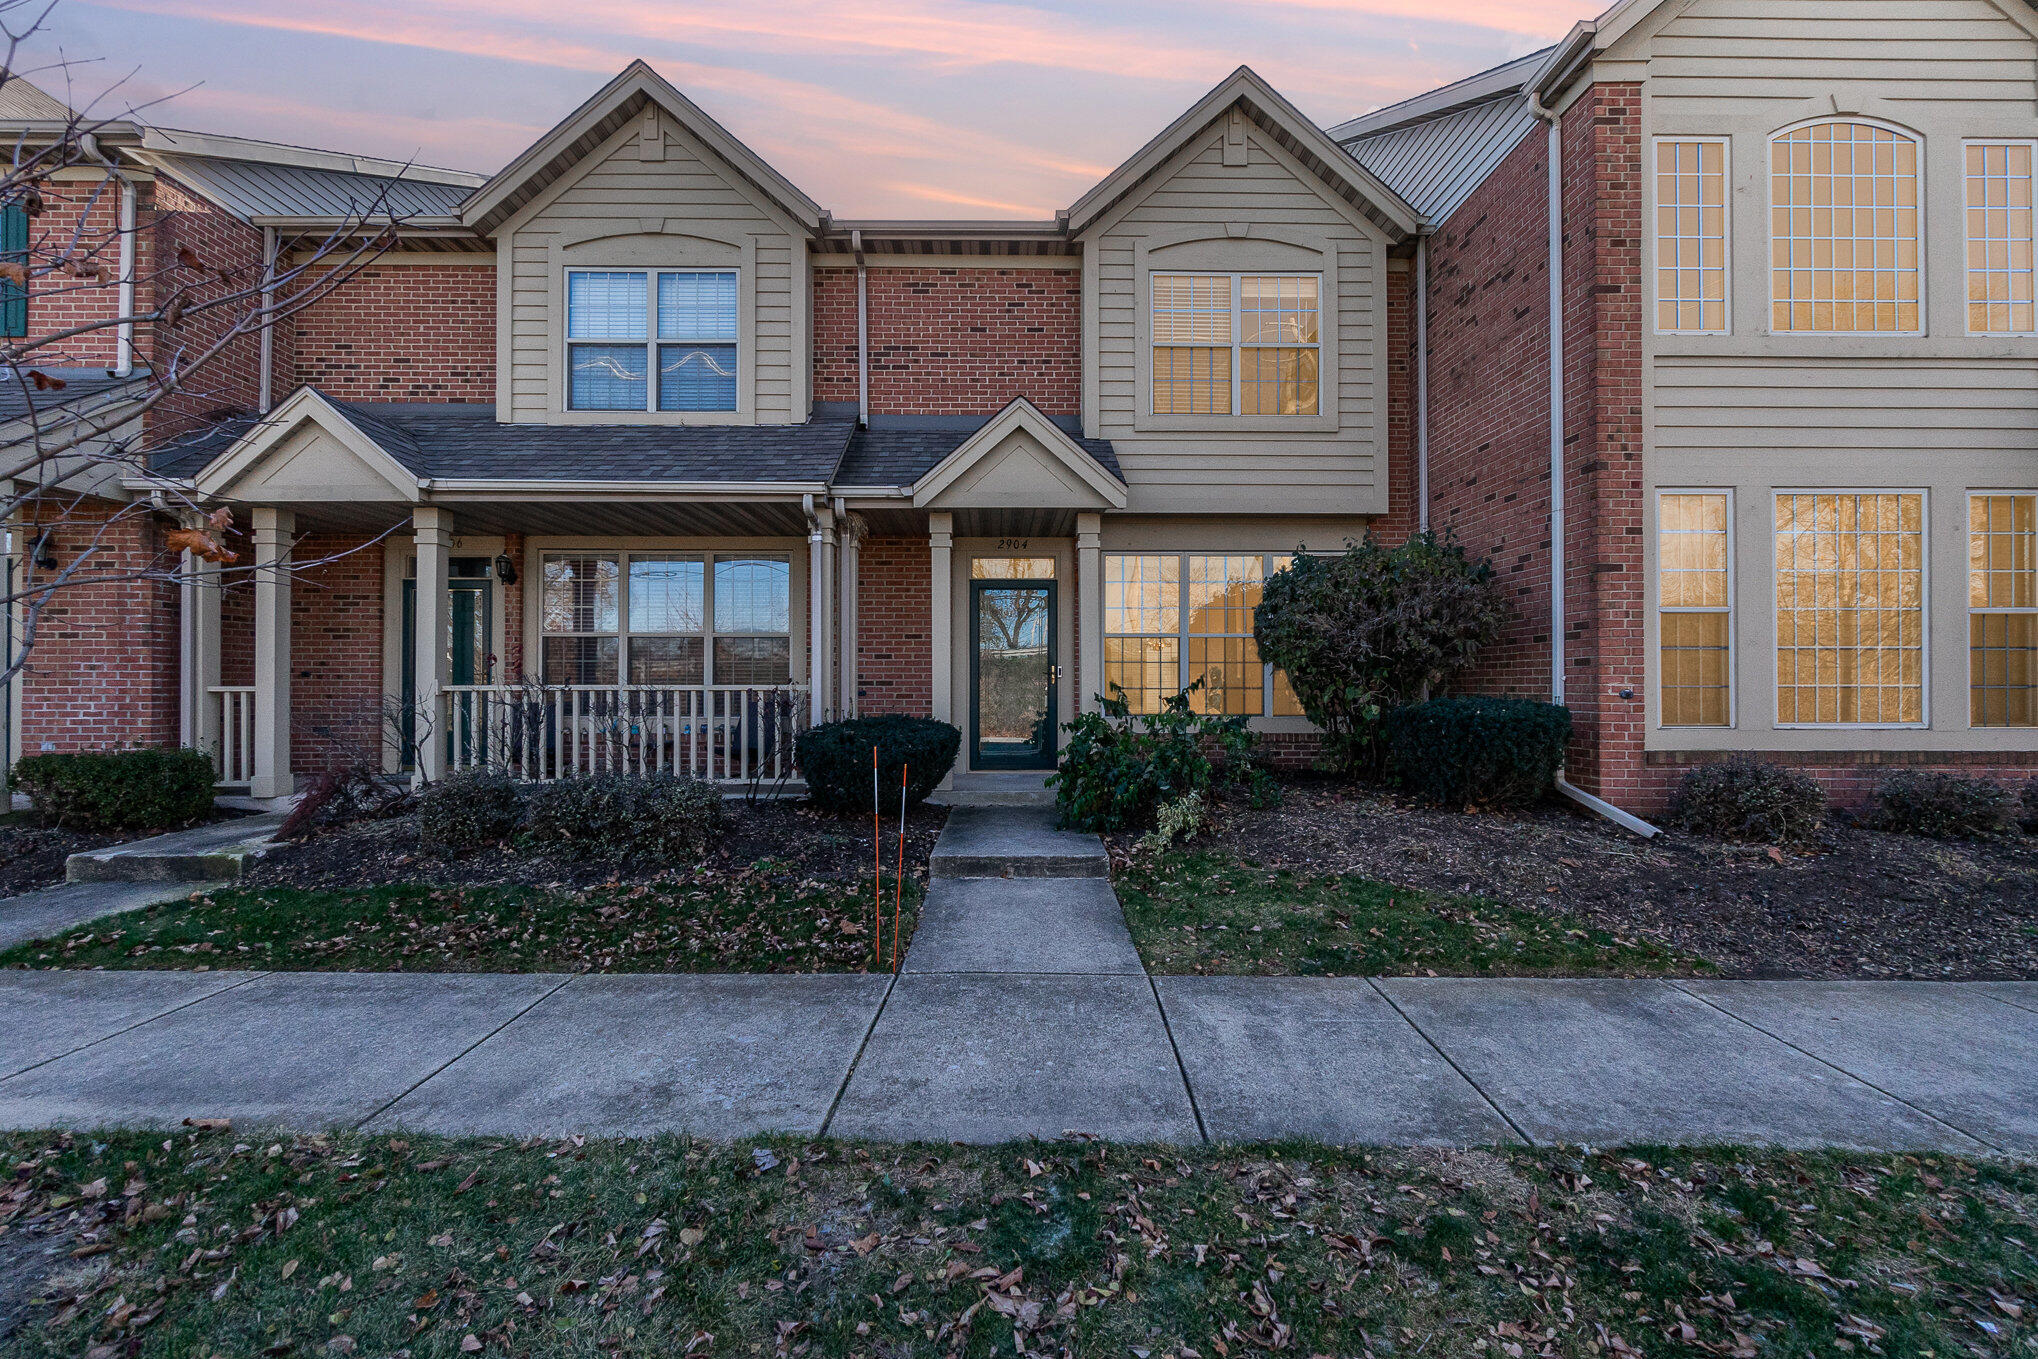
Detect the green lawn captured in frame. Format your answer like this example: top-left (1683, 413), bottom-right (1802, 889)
top-left (0, 875), bottom-right (920, 974)
top-left (1, 1127), bottom-right (2031, 1357)
top-left (1118, 848), bottom-right (1709, 976)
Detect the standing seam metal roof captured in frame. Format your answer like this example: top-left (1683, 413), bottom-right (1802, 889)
top-left (150, 154), bottom-right (473, 221)
top-left (1342, 93), bottom-right (1539, 226)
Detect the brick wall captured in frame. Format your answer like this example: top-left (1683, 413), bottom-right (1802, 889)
top-left (146, 173), bottom-right (270, 440)
top-left (855, 537), bottom-right (932, 716)
top-left (27, 176), bottom-right (145, 370)
top-left (14, 504), bottom-right (181, 755)
top-left (813, 267), bottom-right (1079, 416)
top-left (1638, 751), bottom-right (2038, 815)
top-left (287, 533), bottom-right (386, 771)
top-left (1374, 260), bottom-right (1421, 544)
top-left (289, 260), bottom-right (494, 401)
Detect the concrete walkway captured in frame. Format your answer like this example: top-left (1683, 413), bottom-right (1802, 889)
top-left (0, 808), bottom-right (2034, 1150)
top-left (0, 880), bottom-right (224, 953)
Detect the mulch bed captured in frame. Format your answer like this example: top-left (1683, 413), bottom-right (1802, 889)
top-left (1173, 780), bottom-right (2038, 980)
top-left (0, 823), bottom-right (126, 899)
top-left (241, 796), bottom-right (948, 892)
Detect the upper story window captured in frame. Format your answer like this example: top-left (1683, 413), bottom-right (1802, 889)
top-left (1655, 140), bottom-right (1728, 333)
top-left (1151, 273), bottom-right (1319, 416)
top-left (566, 269), bottom-right (738, 412)
top-left (1965, 142), bottom-right (2035, 335)
top-left (1770, 121), bottom-right (1920, 334)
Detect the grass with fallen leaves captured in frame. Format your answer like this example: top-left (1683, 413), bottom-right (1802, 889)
top-left (1117, 849), bottom-right (1710, 977)
top-left (0, 1128), bottom-right (2031, 1358)
top-left (0, 872), bottom-right (920, 975)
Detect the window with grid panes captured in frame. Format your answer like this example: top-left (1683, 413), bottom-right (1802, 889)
top-left (1655, 140), bottom-right (1728, 333)
top-left (1773, 493), bottom-right (1925, 725)
top-left (1151, 273), bottom-right (1319, 416)
top-left (540, 552), bottom-right (788, 686)
top-left (1658, 493), bottom-right (1732, 726)
top-left (1103, 553), bottom-right (1308, 717)
top-left (566, 269), bottom-right (737, 411)
top-left (1970, 493), bottom-right (2036, 727)
top-left (1769, 122), bottom-right (1921, 333)
top-left (1965, 143), bottom-right (2036, 335)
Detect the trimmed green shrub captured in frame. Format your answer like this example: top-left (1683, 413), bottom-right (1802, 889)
top-left (1380, 697), bottom-right (1571, 810)
top-left (14, 747), bottom-right (216, 832)
top-left (1871, 771), bottom-right (2018, 840)
top-left (1668, 757), bottom-right (1826, 843)
top-left (796, 715), bottom-right (960, 816)
top-left (1051, 685), bottom-right (1272, 833)
top-left (1253, 532), bottom-right (1509, 772)
top-left (523, 773), bottom-right (726, 861)
top-left (419, 769), bottom-right (523, 852)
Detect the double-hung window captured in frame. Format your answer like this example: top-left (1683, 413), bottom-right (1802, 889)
top-left (540, 552), bottom-right (788, 686)
top-left (1965, 142), bottom-right (2036, 335)
top-left (566, 269), bottom-right (738, 412)
top-left (1658, 491), bottom-right (1733, 726)
top-left (1774, 492), bottom-right (1925, 725)
top-left (1969, 493), bottom-right (2036, 727)
top-left (1770, 121), bottom-right (1921, 334)
top-left (1103, 552), bottom-right (1307, 717)
top-left (1151, 273), bottom-right (1319, 416)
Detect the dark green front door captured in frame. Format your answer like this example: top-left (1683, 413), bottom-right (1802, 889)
top-left (970, 579), bottom-right (1058, 770)
top-left (401, 575), bottom-right (492, 768)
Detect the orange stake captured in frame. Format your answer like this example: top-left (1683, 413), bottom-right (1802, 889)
top-left (871, 745), bottom-right (882, 971)
top-left (893, 762), bottom-right (907, 973)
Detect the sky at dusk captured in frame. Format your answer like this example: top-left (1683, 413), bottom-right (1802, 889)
top-left (28, 0), bottom-right (1604, 218)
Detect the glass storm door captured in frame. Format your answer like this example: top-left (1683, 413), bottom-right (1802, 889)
top-left (970, 579), bottom-right (1058, 770)
top-left (401, 574), bottom-right (493, 769)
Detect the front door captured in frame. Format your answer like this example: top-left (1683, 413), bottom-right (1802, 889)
top-left (970, 579), bottom-right (1058, 769)
top-left (401, 573), bottom-right (493, 768)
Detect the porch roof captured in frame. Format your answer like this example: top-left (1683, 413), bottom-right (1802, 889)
top-left (836, 423), bottom-right (1121, 489)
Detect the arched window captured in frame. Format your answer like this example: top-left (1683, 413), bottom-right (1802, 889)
top-left (1770, 121), bottom-right (1921, 333)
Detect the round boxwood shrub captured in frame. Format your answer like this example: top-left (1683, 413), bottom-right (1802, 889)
top-left (13, 747), bottom-right (216, 832)
top-left (419, 769), bottom-right (524, 852)
top-left (1668, 757), bottom-right (1827, 844)
top-left (523, 773), bottom-right (726, 861)
top-left (796, 715), bottom-right (960, 816)
top-left (1871, 771), bottom-right (2018, 840)
top-left (1380, 697), bottom-right (1571, 810)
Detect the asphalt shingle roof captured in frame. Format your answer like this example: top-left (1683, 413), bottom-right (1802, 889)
top-left (0, 369), bottom-right (147, 423)
top-left (836, 425), bottom-right (1122, 487)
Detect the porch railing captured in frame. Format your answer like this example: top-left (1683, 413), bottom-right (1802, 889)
top-left (435, 683), bottom-right (811, 784)
top-left (209, 685), bottom-right (257, 786)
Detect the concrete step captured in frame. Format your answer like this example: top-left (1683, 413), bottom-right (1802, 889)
top-left (929, 772), bottom-right (1057, 808)
top-left (927, 805), bottom-right (1108, 879)
top-left (66, 813), bottom-right (287, 884)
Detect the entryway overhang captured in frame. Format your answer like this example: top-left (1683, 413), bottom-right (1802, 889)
top-left (910, 397), bottom-right (1126, 515)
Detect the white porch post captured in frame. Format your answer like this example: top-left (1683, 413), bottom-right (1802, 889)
top-left (412, 506), bottom-right (452, 785)
top-left (1077, 511), bottom-right (1102, 714)
top-left (838, 512), bottom-right (864, 717)
top-left (807, 502), bottom-right (835, 725)
top-left (929, 511), bottom-right (953, 730)
top-left (181, 549), bottom-right (222, 758)
top-left (249, 507), bottom-right (294, 799)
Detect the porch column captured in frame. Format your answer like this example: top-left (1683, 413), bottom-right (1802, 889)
top-left (412, 505), bottom-right (452, 785)
top-left (181, 548), bottom-right (222, 758)
top-left (928, 511), bottom-right (953, 729)
top-left (1077, 511), bottom-right (1102, 714)
top-left (838, 513), bottom-right (865, 717)
top-left (249, 507), bottom-right (294, 800)
top-left (807, 502), bottom-right (835, 724)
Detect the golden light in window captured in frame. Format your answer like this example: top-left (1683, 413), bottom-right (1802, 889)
top-left (1770, 123), bottom-right (1920, 333)
top-left (1656, 141), bottom-right (1728, 332)
top-left (1966, 143), bottom-right (2036, 335)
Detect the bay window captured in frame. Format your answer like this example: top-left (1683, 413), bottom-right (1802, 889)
top-left (540, 551), bottom-right (789, 686)
top-left (566, 269), bottom-right (738, 412)
top-left (1103, 552), bottom-right (1307, 717)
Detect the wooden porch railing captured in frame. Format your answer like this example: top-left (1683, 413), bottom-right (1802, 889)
top-left (208, 685), bottom-right (257, 786)
top-left (436, 683), bottom-right (810, 784)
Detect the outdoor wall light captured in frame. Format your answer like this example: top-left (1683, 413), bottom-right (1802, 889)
top-left (494, 554), bottom-right (518, 585)
top-left (31, 529), bottom-right (56, 572)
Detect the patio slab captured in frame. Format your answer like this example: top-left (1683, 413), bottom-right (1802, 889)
top-left (368, 973), bottom-right (890, 1138)
top-left (1680, 981), bottom-right (2038, 1154)
top-left (929, 806), bottom-right (1108, 879)
top-left (1377, 978), bottom-right (1983, 1152)
top-left (903, 877), bottom-right (1143, 975)
top-left (0, 971), bottom-right (563, 1131)
top-left (1155, 977), bottom-right (1518, 1145)
top-left (0, 970), bottom-right (263, 1079)
top-left (829, 973), bottom-right (1198, 1143)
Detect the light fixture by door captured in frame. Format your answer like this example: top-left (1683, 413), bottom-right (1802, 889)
top-left (494, 554), bottom-right (517, 585)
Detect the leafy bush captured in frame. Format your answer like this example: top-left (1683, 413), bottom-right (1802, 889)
top-left (795, 715), bottom-right (960, 816)
top-left (1051, 685), bottom-right (1270, 833)
top-left (1138, 791), bottom-right (1208, 853)
top-left (1668, 758), bottom-right (1826, 843)
top-left (1380, 697), bottom-right (1571, 810)
top-left (419, 769), bottom-right (523, 852)
top-left (1871, 771), bottom-right (2018, 840)
top-left (1253, 532), bottom-right (1509, 772)
top-left (13, 747), bottom-right (216, 832)
top-left (524, 773), bottom-right (726, 860)
top-left (2024, 777), bottom-right (2038, 832)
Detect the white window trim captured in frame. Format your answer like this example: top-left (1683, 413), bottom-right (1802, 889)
top-left (1102, 550), bottom-right (1302, 719)
top-left (1651, 136), bottom-right (1732, 337)
top-left (563, 267), bottom-right (741, 414)
top-left (1966, 489), bottom-right (2038, 728)
top-left (538, 548), bottom-right (791, 688)
top-left (1656, 487), bottom-right (1736, 728)
top-left (1771, 487), bottom-right (1932, 730)
top-left (1765, 116), bottom-right (1927, 339)
top-left (1961, 138), bottom-right (2038, 338)
top-left (1147, 271), bottom-right (1324, 419)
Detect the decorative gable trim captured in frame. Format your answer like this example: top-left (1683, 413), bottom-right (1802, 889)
top-left (911, 398), bottom-right (1127, 510)
top-left (194, 388), bottom-right (421, 503)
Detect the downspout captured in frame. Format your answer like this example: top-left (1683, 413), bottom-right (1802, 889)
top-left (1415, 231), bottom-right (1430, 532)
top-left (81, 135), bottom-right (137, 376)
top-left (257, 226), bottom-right (277, 412)
top-left (851, 228), bottom-right (869, 426)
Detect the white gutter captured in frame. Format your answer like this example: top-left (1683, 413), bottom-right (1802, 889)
top-left (425, 479), bottom-right (829, 496)
top-left (257, 226), bottom-right (276, 412)
top-left (1558, 778), bottom-right (1659, 837)
top-left (1415, 231), bottom-right (1430, 531)
top-left (851, 228), bottom-right (869, 426)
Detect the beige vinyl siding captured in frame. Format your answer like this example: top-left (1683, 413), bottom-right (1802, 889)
top-left (1087, 125), bottom-right (1390, 516)
top-left (1652, 358), bottom-right (2038, 455)
top-left (499, 119), bottom-right (804, 424)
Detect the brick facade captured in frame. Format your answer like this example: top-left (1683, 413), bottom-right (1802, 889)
top-left (147, 174), bottom-right (272, 439)
top-left (287, 533), bottom-right (386, 771)
top-left (813, 267), bottom-right (1079, 416)
top-left (854, 538), bottom-right (932, 716)
top-left (290, 261), bottom-right (494, 401)
top-left (28, 176), bottom-right (143, 371)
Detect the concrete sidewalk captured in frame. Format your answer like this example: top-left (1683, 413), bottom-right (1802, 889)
top-left (1, 971), bottom-right (2034, 1151)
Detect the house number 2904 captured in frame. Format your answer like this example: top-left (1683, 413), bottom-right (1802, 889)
top-left (996, 538), bottom-right (1030, 550)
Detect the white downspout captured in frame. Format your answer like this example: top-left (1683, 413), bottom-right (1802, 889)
top-left (257, 226), bottom-right (277, 411)
top-left (851, 228), bottom-right (869, 426)
top-left (81, 135), bottom-right (137, 376)
top-left (1415, 231), bottom-right (1430, 532)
